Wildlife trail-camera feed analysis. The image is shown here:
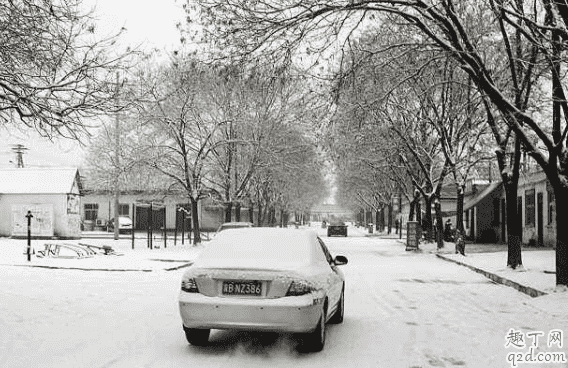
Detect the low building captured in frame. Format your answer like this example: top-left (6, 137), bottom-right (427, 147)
top-left (0, 168), bottom-right (82, 239)
top-left (463, 181), bottom-right (503, 242)
top-left (80, 191), bottom-right (254, 233)
top-left (465, 171), bottom-right (554, 246)
top-left (441, 171), bottom-right (555, 246)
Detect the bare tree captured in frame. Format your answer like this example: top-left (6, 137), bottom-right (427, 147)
top-left (136, 60), bottom-right (230, 244)
top-left (190, 0), bottom-right (568, 287)
top-left (249, 121), bottom-right (328, 227)
top-left (0, 0), bottom-right (130, 139)
top-left (205, 64), bottom-right (303, 222)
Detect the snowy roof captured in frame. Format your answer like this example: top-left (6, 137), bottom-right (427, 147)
top-left (463, 181), bottom-right (502, 211)
top-left (0, 167), bottom-right (81, 194)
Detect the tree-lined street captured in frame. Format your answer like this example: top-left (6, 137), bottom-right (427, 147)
top-left (2, 1), bottom-right (568, 366)
top-left (1, 228), bottom-right (565, 368)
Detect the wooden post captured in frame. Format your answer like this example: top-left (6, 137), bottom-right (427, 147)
top-left (181, 209), bottom-right (185, 245)
top-left (174, 208), bottom-right (178, 246)
top-left (131, 203), bottom-right (135, 249)
top-left (149, 202), bottom-right (153, 250)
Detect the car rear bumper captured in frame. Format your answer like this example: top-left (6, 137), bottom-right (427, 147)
top-left (179, 292), bottom-right (322, 333)
top-left (327, 226), bottom-right (347, 236)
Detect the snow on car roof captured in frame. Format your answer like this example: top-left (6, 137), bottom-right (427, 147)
top-left (196, 228), bottom-right (318, 267)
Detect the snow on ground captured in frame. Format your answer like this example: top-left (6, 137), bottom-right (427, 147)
top-left (442, 250), bottom-right (557, 292)
top-left (360, 229), bottom-right (568, 321)
top-left (0, 226), bottom-right (566, 368)
top-left (0, 235), bottom-right (203, 271)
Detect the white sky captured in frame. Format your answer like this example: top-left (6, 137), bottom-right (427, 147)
top-left (0, 0), bottom-right (185, 169)
top-left (86, 0), bottom-right (184, 52)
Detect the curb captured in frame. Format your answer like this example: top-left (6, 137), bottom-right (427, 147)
top-left (436, 254), bottom-right (548, 298)
top-left (8, 264), bottom-right (153, 272)
top-left (1, 261), bottom-right (193, 272)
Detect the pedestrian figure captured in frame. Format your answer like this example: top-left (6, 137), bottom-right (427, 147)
top-left (444, 219), bottom-right (453, 242)
top-left (455, 229), bottom-right (465, 255)
top-left (395, 219), bottom-right (400, 234)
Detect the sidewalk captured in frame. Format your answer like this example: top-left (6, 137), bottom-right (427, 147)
top-left (359, 227), bottom-right (568, 318)
top-left (368, 229), bottom-right (562, 295)
top-left (435, 245), bottom-right (568, 319)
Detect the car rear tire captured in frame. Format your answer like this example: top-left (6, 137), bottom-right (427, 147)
top-left (298, 310), bottom-right (326, 352)
top-left (329, 288), bottom-right (344, 324)
top-left (183, 326), bottom-right (210, 346)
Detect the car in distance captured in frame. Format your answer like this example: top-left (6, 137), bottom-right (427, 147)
top-left (215, 222), bottom-right (254, 233)
top-left (106, 216), bottom-right (133, 233)
top-left (178, 227), bottom-right (348, 352)
top-left (327, 221), bottom-right (348, 237)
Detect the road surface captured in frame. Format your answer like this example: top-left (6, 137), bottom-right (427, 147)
top-left (1, 229), bottom-right (566, 368)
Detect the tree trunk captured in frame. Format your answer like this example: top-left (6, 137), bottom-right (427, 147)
top-left (248, 203), bottom-right (254, 224)
top-left (409, 200), bottom-right (415, 221)
top-left (375, 210), bottom-right (380, 233)
top-left (269, 206), bottom-right (276, 226)
top-left (456, 184), bottom-right (465, 233)
top-left (235, 202), bottom-right (241, 222)
top-left (504, 182), bottom-right (522, 269)
top-left (190, 197), bottom-right (201, 244)
top-left (224, 202), bottom-right (232, 223)
top-left (553, 183), bottom-right (568, 286)
top-left (416, 202), bottom-right (422, 225)
top-left (423, 196), bottom-right (433, 242)
top-left (281, 210), bottom-right (287, 227)
top-left (409, 189), bottom-right (420, 221)
top-left (387, 202), bottom-right (393, 234)
top-left (434, 199), bottom-right (444, 249)
top-left (550, 27), bottom-right (568, 287)
top-left (257, 202), bottom-right (263, 227)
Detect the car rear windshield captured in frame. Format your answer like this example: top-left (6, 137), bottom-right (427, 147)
top-left (199, 230), bottom-right (312, 264)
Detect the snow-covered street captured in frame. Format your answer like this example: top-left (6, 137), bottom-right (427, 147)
top-left (1, 228), bottom-right (566, 368)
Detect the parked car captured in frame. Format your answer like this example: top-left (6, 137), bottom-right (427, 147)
top-left (327, 221), bottom-right (348, 237)
top-left (178, 227), bottom-right (348, 352)
top-left (106, 216), bottom-right (133, 233)
top-left (215, 222), bottom-right (254, 233)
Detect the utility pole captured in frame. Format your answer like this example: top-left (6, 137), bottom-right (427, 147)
top-left (114, 72), bottom-right (121, 240)
top-left (11, 144), bottom-right (28, 168)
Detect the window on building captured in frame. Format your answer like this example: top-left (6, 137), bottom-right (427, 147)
top-left (84, 203), bottom-right (99, 221)
top-left (548, 190), bottom-right (555, 225)
top-left (119, 204), bottom-right (130, 216)
top-left (525, 189), bottom-right (535, 227)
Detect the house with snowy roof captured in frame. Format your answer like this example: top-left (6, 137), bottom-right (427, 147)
top-left (0, 167), bottom-right (82, 238)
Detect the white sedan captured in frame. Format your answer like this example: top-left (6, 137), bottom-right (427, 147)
top-left (178, 227), bottom-right (348, 352)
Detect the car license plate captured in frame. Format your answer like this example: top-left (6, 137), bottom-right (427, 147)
top-left (222, 281), bottom-right (262, 296)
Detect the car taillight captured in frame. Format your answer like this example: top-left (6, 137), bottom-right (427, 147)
top-left (286, 280), bottom-right (314, 296)
top-left (181, 278), bottom-right (199, 293)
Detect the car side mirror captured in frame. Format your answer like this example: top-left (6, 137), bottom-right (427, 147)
top-left (333, 255), bottom-right (348, 266)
